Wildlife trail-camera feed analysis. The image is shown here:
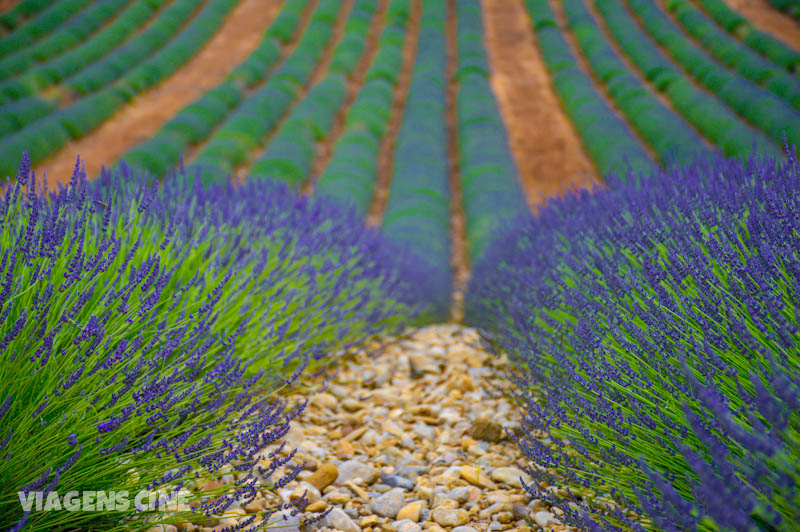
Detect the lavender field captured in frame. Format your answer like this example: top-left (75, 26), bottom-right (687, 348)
top-left (0, 0), bottom-right (798, 531)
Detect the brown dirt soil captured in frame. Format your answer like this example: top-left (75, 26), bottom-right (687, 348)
top-left (481, 0), bottom-right (596, 208)
top-left (303, 0), bottom-right (392, 195)
top-left (233, 0), bottom-right (356, 181)
top-left (32, 0), bottom-right (283, 185)
top-left (722, 0), bottom-right (800, 49)
top-left (0, 0), bottom-right (21, 14)
top-left (366, 0), bottom-right (421, 225)
top-left (445, 0), bottom-right (469, 322)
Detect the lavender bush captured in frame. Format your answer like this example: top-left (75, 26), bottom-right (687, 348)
top-left (0, 153), bottom-right (430, 531)
top-left (466, 147), bottom-right (799, 531)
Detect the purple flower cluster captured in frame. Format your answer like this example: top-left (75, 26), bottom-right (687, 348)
top-left (467, 146), bottom-right (800, 531)
top-left (0, 154), bottom-right (430, 531)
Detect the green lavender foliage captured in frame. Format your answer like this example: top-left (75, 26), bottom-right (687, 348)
top-left (0, 152), bottom-right (428, 531)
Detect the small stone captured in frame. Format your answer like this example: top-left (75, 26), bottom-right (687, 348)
top-left (344, 480), bottom-right (371, 501)
top-left (412, 423), bottom-right (436, 441)
top-left (409, 354), bottom-right (437, 377)
top-left (327, 508), bottom-right (360, 532)
top-left (290, 482), bottom-right (321, 503)
top-left (449, 487), bottom-right (470, 503)
top-left (306, 464), bottom-right (339, 491)
top-left (533, 511), bottom-right (557, 527)
top-left (337, 440), bottom-right (355, 458)
top-left (496, 511), bottom-right (513, 524)
top-left (395, 519), bottom-right (422, 532)
top-left (460, 466), bottom-right (492, 488)
top-left (396, 500), bottom-right (424, 522)
top-left (490, 467), bottom-right (531, 489)
top-left (312, 393), bottom-right (337, 409)
top-left (380, 473), bottom-right (414, 491)
top-left (339, 460), bottom-right (380, 485)
top-left (512, 503), bottom-right (530, 520)
top-left (470, 414), bottom-right (504, 443)
top-left (452, 527), bottom-right (478, 532)
top-left (342, 398), bottom-right (364, 412)
top-left (370, 487), bottom-right (405, 518)
top-left (244, 497), bottom-right (266, 513)
top-left (306, 500), bottom-right (328, 513)
top-left (431, 508), bottom-right (469, 527)
top-left (361, 515), bottom-right (381, 527)
top-left (326, 490), bottom-right (351, 505)
top-left (434, 499), bottom-right (458, 510)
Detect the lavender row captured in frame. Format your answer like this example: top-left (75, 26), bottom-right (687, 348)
top-left (453, 0), bottom-right (528, 263)
top-left (0, 152), bottom-right (430, 531)
top-left (466, 147), bottom-right (800, 531)
top-left (314, 0), bottom-right (412, 216)
top-left (381, 0), bottom-right (452, 320)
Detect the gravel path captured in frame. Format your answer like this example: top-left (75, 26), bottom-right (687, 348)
top-left (165, 325), bottom-right (575, 532)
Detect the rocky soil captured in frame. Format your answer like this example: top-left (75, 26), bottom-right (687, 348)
top-left (156, 324), bottom-right (575, 532)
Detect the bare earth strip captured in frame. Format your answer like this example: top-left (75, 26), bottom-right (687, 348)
top-left (721, 0), bottom-right (800, 49)
top-left (303, 0), bottom-right (392, 195)
top-left (233, 0), bottom-right (356, 181)
top-left (367, 0), bottom-right (421, 225)
top-left (481, 0), bottom-right (595, 209)
top-left (32, 0), bottom-right (284, 185)
top-left (445, 0), bottom-right (469, 322)
top-left (0, 0), bottom-right (21, 14)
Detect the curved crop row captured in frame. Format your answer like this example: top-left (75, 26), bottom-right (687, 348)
top-left (187, 0), bottom-right (342, 184)
top-left (467, 148), bottom-right (800, 532)
top-left (381, 0), bottom-right (451, 319)
top-left (564, 0), bottom-right (711, 165)
top-left (595, 0), bottom-right (781, 158)
top-left (112, 0), bottom-right (308, 179)
top-left (695, 0), bottom-right (800, 72)
top-left (314, 0), bottom-right (411, 216)
top-left (454, 0), bottom-right (528, 263)
top-left (664, 0), bottom-right (800, 109)
top-left (0, 153), bottom-right (429, 531)
top-left (250, 0), bottom-right (378, 186)
top-left (524, 0), bottom-right (653, 176)
top-left (0, 0), bottom-right (238, 181)
top-left (0, 0), bottom-right (171, 104)
top-left (0, 0), bottom-right (130, 81)
top-left (0, 0), bottom-right (56, 32)
top-left (626, 0), bottom-right (800, 149)
top-left (0, 0), bottom-right (93, 57)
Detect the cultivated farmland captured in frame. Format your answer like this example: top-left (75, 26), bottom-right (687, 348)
top-left (0, 0), bottom-right (798, 531)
